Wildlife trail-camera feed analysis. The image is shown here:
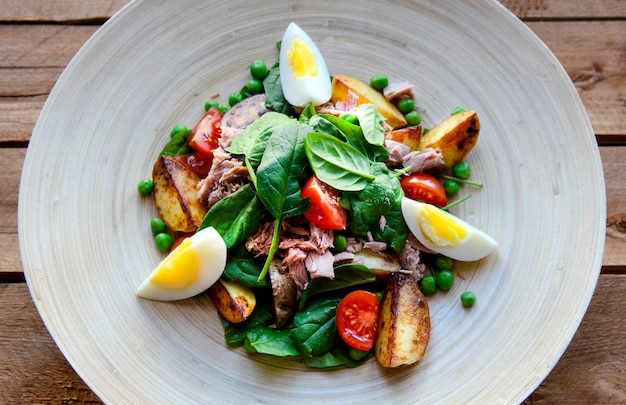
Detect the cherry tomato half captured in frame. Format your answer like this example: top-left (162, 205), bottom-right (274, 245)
top-left (175, 152), bottom-right (214, 179)
top-left (301, 175), bottom-right (347, 230)
top-left (400, 172), bottom-right (448, 207)
top-left (187, 106), bottom-right (222, 155)
top-left (335, 290), bottom-right (380, 351)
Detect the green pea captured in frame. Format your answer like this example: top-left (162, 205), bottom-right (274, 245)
top-left (443, 179), bottom-right (460, 196)
top-left (435, 255), bottom-right (454, 271)
top-left (436, 270), bottom-right (454, 291)
top-left (228, 92), bottom-right (244, 106)
top-left (420, 275), bottom-right (437, 295)
top-left (339, 113), bottom-right (358, 125)
top-left (452, 160), bottom-right (471, 179)
top-left (250, 59), bottom-right (269, 80)
top-left (397, 98), bottom-right (415, 114)
top-left (137, 178), bottom-right (154, 196)
top-left (333, 233), bottom-right (348, 253)
top-left (218, 104), bottom-right (230, 114)
top-left (170, 124), bottom-right (188, 138)
top-left (204, 100), bottom-right (219, 111)
top-left (155, 233), bottom-right (173, 253)
top-left (405, 111), bottom-right (422, 126)
top-left (348, 346), bottom-right (370, 361)
top-left (150, 217), bottom-right (166, 235)
top-left (246, 78), bottom-right (263, 95)
top-left (461, 291), bottom-right (476, 307)
top-left (450, 106), bottom-right (466, 115)
top-left (370, 74), bottom-right (388, 91)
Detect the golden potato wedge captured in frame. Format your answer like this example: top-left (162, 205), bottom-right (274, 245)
top-left (331, 74), bottom-right (407, 129)
top-left (152, 155), bottom-right (207, 233)
top-left (207, 278), bottom-right (256, 323)
top-left (386, 125), bottom-right (423, 151)
top-left (352, 248), bottom-right (400, 281)
top-left (418, 110), bottom-right (480, 169)
top-left (375, 272), bottom-right (430, 367)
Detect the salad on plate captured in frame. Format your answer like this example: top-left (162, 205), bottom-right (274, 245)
top-left (136, 22), bottom-right (497, 369)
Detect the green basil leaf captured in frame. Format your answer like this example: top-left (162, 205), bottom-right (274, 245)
top-left (304, 132), bottom-right (375, 191)
top-left (298, 264), bottom-right (376, 310)
top-left (263, 65), bottom-right (295, 116)
top-left (197, 184), bottom-right (263, 248)
top-left (160, 129), bottom-right (193, 156)
top-left (244, 326), bottom-right (300, 356)
top-left (355, 104), bottom-right (385, 146)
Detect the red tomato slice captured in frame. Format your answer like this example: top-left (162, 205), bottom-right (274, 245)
top-left (188, 106), bottom-right (222, 155)
top-left (400, 172), bottom-right (448, 206)
top-left (301, 175), bottom-right (347, 230)
top-left (335, 290), bottom-right (380, 351)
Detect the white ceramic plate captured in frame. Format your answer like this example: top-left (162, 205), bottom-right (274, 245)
top-left (19, 0), bottom-right (605, 403)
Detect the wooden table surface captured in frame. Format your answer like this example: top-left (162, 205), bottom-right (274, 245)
top-left (1, 0), bottom-right (625, 403)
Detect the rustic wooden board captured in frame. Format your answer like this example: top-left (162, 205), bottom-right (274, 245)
top-left (500, 0), bottom-right (626, 19)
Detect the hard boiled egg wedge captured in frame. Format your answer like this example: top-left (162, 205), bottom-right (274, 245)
top-left (137, 226), bottom-right (226, 301)
top-left (401, 197), bottom-right (497, 262)
top-left (279, 22), bottom-right (331, 107)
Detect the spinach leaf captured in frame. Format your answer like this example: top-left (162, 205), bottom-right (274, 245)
top-left (298, 264), bottom-right (376, 310)
top-left (299, 102), bottom-right (317, 124)
top-left (304, 345), bottom-right (374, 368)
top-left (244, 326), bottom-right (300, 357)
top-left (255, 121), bottom-right (312, 279)
top-left (304, 132), bottom-right (375, 191)
top-left (263, 65), bottom-right (294, 116)
top-left (290, 296), bottom-right (341, 357)
top-left (222, 305), bottom-right (274, 346)
top-left (355, 104), bottom-right (385, 146)
top-left (160, 129), bottom-right (193, 156)
top-left (222, 245), bottom-right (268, 288)
top-left (371, 197), bottom-right (410, 253)
top-left (345, 163), bottom-right (401, 235)
top-left (196, 184), bottom-right (263, 249)
top-left (227, 113), bottom-right (291, 166)
top-left (312, 114), bottom-right (389, 162)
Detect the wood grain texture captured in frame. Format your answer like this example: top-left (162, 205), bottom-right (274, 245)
top-left (0, 149), bottom-right (24, 234)
top-left (499, 0), bottom-right (626, 19)
top-left (0, 0), bottom-right (128, 22)
top-left (0, 284), bottom-right (102, 404)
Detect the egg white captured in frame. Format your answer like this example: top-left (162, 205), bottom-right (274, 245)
top-left (279, 22), bottom-right (331, 107)
top-left (401, 197), bottom-right (497, 262)
top-left (137, 226), bottom-right (227, 301)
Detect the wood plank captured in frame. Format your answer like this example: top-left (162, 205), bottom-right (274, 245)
top-left (602, 147), bottom-right (626, 269)
top-left (523, 275), bottom-right (626, 403)
top-left (0, 283), bottom-right (102, 404)
top-left (0, 149), bottom-right (24, 235)
top-left (0, 0), bottom-right (129, 22)
top-left (0, 0), bottom-right (623, 22)
top-left (499, 0), bottom-right (626, 19)
top-left (528, 21), bottom-right (626, 137)
top-left (2, 275), bottom-right (625, 403)
top-left (0, 97), bottom-right (45, 144)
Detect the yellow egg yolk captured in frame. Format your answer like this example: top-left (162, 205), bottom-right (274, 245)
top-left (288, 37), bottom-right (318, 78)
top-left (150, 238), bottom-right (199, 289)
top-left (418, 204), bottom-right (469, 247)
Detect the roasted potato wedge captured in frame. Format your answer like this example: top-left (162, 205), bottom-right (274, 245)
top-left (375, 272), bottom-right (430, 367)
top-left (352, 248), bottom-right (400, 280)
top-left (331, 74), bottom-right (407, 129)
top-left (418, 110), bottom-right (480, 169)
top-left (386, 125), bottom-right (423, 151)
top-left (207, 278), bottom-right (256, 323)
top-left (152, 155), bottom-right (207, 233)
top-left (269, 259), bottom-right (297, 329)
